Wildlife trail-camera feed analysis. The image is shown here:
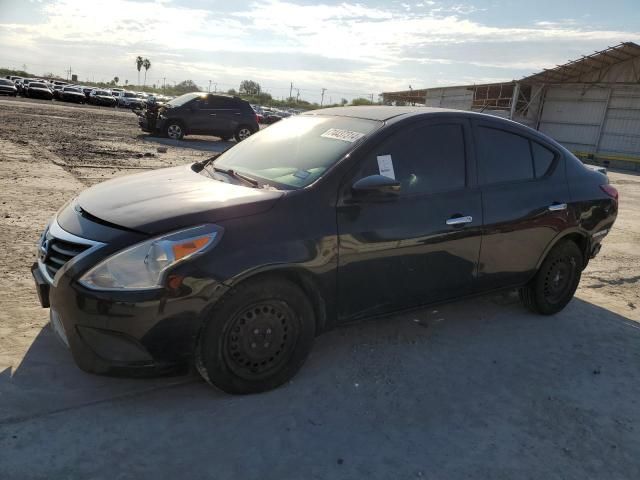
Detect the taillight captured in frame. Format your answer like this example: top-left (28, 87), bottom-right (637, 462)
top-left (600, 184), bottom-right (618, 201)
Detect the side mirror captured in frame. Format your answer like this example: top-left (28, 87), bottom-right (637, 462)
top-left (351, 175), bottom-right (401, 199)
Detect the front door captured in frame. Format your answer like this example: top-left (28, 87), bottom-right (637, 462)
top-left (336, 119), bottom-right (483, 320)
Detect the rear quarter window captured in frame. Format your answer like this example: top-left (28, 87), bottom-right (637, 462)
top-left (531, 141), bottom-right (556, 177)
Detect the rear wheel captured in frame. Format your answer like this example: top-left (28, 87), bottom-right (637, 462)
top-left (520, 240), bottom-right (583, 315)
top-left (165, 122), bottom-right (184, 140)
top-left (234, 125), bottom-right (253, 142)
top-left (195, 277), bottom-right (315, 394)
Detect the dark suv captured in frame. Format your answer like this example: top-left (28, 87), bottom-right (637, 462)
top-left (33, 107), bottom-right (617, 394)
top-left (139, 92), bottom-right (259, 142)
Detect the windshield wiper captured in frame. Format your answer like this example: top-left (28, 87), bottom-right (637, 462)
top-left (212, 166), bottom-right (259, 188)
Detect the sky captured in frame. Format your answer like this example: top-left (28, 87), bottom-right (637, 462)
top-left (0, 0), bottom-right (639, 103)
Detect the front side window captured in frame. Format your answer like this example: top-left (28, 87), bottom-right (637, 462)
top-left (211, 115), bottom-right (381, 188)
top-left (355, 122), bottom-right (467, 195)
top-left (477, 127), bottom-right (534, 185)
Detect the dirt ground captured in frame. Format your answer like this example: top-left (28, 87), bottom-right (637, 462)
top-left (0, 97), bottom-right (639, 479)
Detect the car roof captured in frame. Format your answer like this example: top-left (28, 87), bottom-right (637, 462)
top-left (304, 106), bottom-right (470, 121)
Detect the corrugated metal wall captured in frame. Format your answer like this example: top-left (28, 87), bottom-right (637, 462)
top-left (536, 84), bottom-right (640, 160)
top-left (599, 86), bottom-right (640, 157)
top-left (537, 86), bottom-right (609, 154)
top-left (424, 87), bottom-right (473, 110)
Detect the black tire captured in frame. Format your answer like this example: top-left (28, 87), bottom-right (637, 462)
top-left (195, 277), bottom-right (316, 394)
top-left (234, 125), bottom-right (253, 142)
top-left (520, 240), bottom-right (583, 315)
top-left (165, 121), bottom-right (184, 140)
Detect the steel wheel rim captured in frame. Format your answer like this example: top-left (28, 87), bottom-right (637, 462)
top-left (222, 301), bottom-right (299, 380)
top-left (543, 255), bottom-right (576, 304)
top-left (238, 128), bottom-right (251, 140)
top-left (167, 124), bottom-right (182, 139)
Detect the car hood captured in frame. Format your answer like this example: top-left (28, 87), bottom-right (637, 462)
top-left (76, 164), bottom-right (284, 234)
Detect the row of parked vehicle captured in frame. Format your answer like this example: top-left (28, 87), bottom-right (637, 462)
top-left (1, 75), bottom-right (174, 109)
top-left (251, 105), bottom-right (302, 124)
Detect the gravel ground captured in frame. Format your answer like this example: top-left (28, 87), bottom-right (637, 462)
top-left (0, 97), bottom-right (639, 479)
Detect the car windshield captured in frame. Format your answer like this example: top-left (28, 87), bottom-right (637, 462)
top-left (30, 82), bottom-right (46, 88)
top-left (212, 115), bottom-right (381, 189)
top-left (0, 79), bottom-right (12, 85)
top-left (166, 92), bottom-right (202, 107)
top-left (96, 91), bottom-right (110, 95)
top-left (124, 92), bottom-right (136, 97)
top-left (64, 87), bottom-right (81, 92)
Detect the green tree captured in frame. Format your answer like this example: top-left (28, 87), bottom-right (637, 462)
top-left (227, 88), bottom-right (237, 95)
top-left (239, 80), bottom-right (261, 95)
top-left (340, 98), bottom-right (348, 106)
top-left (142, 58), bottom-right (151, 86)
top-left (135, 56), bottom-right (144, 85)
top-left (351, 97), bottom-right (374, 106)
top-left (113, 76), bottom-right (119, 85)
top-left (173, 80), bottom-right (200, 94)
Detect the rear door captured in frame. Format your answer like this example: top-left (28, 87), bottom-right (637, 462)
top-left (205, 95), bottom-right (241, 135)
top-left (336, 118), bottom-right (483, 320)
top-left (473, 120), bottom-right (571, 289)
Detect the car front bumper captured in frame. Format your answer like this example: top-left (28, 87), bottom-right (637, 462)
top-left (32, 218), bottom-right (229, 377)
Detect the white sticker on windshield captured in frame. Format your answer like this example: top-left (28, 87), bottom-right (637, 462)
top-left (321, 128), bottom-right (365, 143)
top-left (377, 154), bottom-right (395, 179)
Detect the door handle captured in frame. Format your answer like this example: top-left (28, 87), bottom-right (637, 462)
top-left (446, 215), bottom-right (473, 226)
top-left (548, 203), bottom-right (567, 212)
top-left (209, 113), bottom-right (217, 116)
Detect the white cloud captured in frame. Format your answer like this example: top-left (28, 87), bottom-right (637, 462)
top-left (1, 0), bottom-right (639, 101)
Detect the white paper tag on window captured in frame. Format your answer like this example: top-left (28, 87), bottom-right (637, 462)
top-left (321, 128), bottom-right (364, 143)
top-left (377, 154), bottom-right (395, 179)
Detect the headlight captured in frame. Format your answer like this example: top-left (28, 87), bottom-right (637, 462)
top-left (79, 224), bottom-right (223, 291)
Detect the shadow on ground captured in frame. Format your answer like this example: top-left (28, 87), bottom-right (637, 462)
top-left (1, 293), bottom-right (639, 479)
top-left (140, 134), bottom-right (234, 153)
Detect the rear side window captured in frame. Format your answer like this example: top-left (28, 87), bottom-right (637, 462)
top-left (531, 141), bottom-right (555, 177)
top-left (207, 96), bottom-right (237, 108)
top-left (477, 127), bottom-right (533, 184)
top-left (359, 123), bottom-right (467, 195)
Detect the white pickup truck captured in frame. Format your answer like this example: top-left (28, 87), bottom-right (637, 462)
top-left (116, 91), bottom-right (144, 109)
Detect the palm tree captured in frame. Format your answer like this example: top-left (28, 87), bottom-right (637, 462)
top-left (135, 56), bottom-right (144, 86)
top-left (142, 58), bottom-right (151, 87)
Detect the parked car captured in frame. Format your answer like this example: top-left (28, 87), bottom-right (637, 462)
top-left (0, 78), bottom-right (18, 96)
top-left (24, 81), bottom-right (53, 100)
top-left (138, 92), bottom-right (259, 142)
top-left (59, 86), bottom-right (87, 104)
top-left (52, 85), bottom-right (65, 100)
top-left (262, 112), bottom-right (283, 124)
top-left (32, 106), bottom-right (617, 394)
top-left (116, 90), bottom-right (144, 109)
top-left (89, 89), bottom-right (117, 107)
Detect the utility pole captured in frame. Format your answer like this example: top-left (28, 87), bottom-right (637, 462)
top-left (289, 82), bottom-right (293, 100)
top-left (162, 77), bottom-right (166, 92)
top-left (208, 80), bottom-right (212, 92)
top-left (295, 88), bottom-right (300, 103)
top-left (321, 88), bottom-right (327, 107)
top-left (213, 83), bottom-right (217, 93)
top-left (370, 93), bottom-right (374, 103)
top-left (66, 66), bottom-right (72, 81)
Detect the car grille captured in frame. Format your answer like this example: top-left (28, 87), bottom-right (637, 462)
top-left (42, 236), bottom-right (91, 280)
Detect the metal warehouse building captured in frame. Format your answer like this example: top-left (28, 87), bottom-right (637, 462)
top-left (382, 42), bottom-right (640, 170)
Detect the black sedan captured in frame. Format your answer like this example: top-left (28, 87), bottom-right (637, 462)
top-left (25, 82), bottom-right (53, 100)
top-left (89, 89), bottom-right (117, 107)
top-left (0, 79), bottom-right (18, 96)
top-left (32, 106), bottom-right (618, 394)
top-left (59, 87), bottom-right (86, 104)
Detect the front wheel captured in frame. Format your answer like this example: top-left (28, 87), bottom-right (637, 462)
top-left (165, 122), bottom-right (184, 140)
top-left (195, 277), bottom-right (316, 394)
top-left (234, 126), bottom-right (253, 142)
top-left (520, 240), bottom-right (583, 315)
